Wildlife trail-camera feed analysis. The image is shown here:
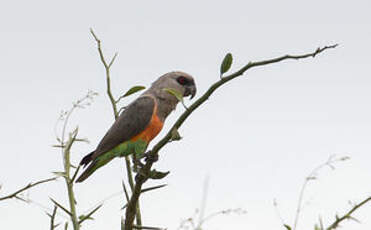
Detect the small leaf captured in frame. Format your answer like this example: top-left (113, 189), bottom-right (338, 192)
top-left (284, 224), bottom-right (292, 230)
top-left (149, 169), bottom-right (170, 180)
top-left (122, 86), bottom-right (145, 97)
top-left (163, 88), bottom-right (184, 103)
top-left (220, 53), bottom-right (233, 75)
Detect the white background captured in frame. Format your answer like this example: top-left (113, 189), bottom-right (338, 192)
top-left (0, 0), bottom-right (370, 229)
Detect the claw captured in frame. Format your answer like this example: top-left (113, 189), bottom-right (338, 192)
top-left (144, 151), bottom-right (159, 163)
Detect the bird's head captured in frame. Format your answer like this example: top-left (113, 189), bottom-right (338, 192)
top-left (150, 71), bottom-right (197, 100)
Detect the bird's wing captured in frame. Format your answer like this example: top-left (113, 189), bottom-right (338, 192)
top-left (91, 96), bottom-right (155, 160)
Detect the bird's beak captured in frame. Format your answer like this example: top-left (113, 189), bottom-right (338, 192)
top-left (185, 85), bottom-right (197, 99)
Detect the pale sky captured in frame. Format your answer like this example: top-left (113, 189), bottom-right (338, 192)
top-left (1, 0), bottom-right (371, 230)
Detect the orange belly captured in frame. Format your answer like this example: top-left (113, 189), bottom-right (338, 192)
top-left (131, 109), bottom-right (164, 143)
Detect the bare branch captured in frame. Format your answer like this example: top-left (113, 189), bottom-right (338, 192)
top-left (109, 52), bottom-right (118, 68)
top-left (124, 44), bottom-right (338, 229)
top-left (63, 129), bottom-right (80, 230)
top-left (49, 205), bottom-right (58, 230)
top-left (50, 198), bottom-right (73, 217)
top-left (54, 90), bottom-right (97, 230)
top-left (0, 177), bottom-right (57, 201)
top-left (90, 28), bottom-right (139, 226)
top-left (326, 196), bottom-right (371, 230)
top-left (293, 155), bottom-right (349, 230)
top-left (90, 27), bottom-right (118, 119)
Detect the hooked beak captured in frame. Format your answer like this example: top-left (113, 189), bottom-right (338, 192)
top-left (184, 84), bottom-right (197, 99)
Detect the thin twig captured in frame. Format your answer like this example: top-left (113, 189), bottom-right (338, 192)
top-left (293, 155), bottom-right (349, 230)
top-left (50, 198), bottom-right (73, 217)
top-left (273, 199), bottom-right (287, 227)
top-left (200, 208), bottom-right (247, 226)
top-left (0, 177), bottom-right (57, 201)
top-left (78, 204), bottom-right (103, 224)
top-left (196, 177), bottom-right (209, 229)
top-left (124, 44), bottom-right (338, 230)
top-left (90, 28), bottom-right (140, 227)
top-left (90, 28), bottom-right (118, 118)
top-left (56, 91), bottom-right (97, 230)
top-left (49, 205), bottom-right (58, 230)
top-left (326, 196), bottom-right (371, 230)
top-left (63, 129), bottom-right (80, 230)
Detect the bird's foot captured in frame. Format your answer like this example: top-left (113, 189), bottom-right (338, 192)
top-left (144, 151), bottom-right (159, 163)
top-left (132, 154), bottom-right (145, 172)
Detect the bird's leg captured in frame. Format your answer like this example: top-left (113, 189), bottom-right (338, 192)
top-left (132, 154), bottom-right (145, 172)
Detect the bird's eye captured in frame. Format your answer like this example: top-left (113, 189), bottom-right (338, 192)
top-left (177, 76), bottom-right (188, 85)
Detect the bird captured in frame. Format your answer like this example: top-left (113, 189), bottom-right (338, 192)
top-left (75, 71), bottom-right (196, 183)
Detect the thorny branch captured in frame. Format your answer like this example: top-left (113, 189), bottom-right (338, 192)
top-left (90, 28), bottom-right (118, 119)
top-left (0, 177), bottom-right (57, 201)
top-left (123, 45), bottom-right (338, 229)
top-left (326, 196), bottom-right (371, 230)
top-left (53, 90), bottom-right (98, 230)
top-left (48, 205), bottom-right (59, 230)
top-left (90, 28), bottom-right (141, 227)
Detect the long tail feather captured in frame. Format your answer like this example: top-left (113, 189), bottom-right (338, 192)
top-left (75, 151), bottom-right (115, 183)
top-left (75, 161), bottom-right (104, 183)
top-left (80, 151), bottom-right (95, 168)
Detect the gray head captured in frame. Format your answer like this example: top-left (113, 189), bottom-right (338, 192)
top-left (146, 71), bottom-right (196, 100)
top-left (143, 71), bottom-right (197, 120)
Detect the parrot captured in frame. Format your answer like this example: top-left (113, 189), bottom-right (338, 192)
top-left (75, 71), bottom-right (196, 183)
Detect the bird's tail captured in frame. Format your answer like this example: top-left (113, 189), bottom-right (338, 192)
top-left (75, 161), bottom-right (98, 183)
top-left (79, 151), bottom-right (95, 168)
top-left (75, 151), bottom-right (114, 183)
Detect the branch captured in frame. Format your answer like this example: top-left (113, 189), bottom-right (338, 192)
top-left (0, 177), bottom-right (57, 201)
top-left (54, 91), bottom-right (97, 230)
top-left (78, 204), bottom-right (103, 224)
top-left (50, 197), bottom-right (73, 217)
top-left (63, 129), bottom-right (80, 230)
top-left (48, 205), bottom-right (58, 230)
top-left (293, 155), bottom-right (349, 230)
top-left (124, 44), bottom-right (338, 229)
top-left (154, 44), bottom-right (338, 156)
top-left (90, 28), bottom-right (119, 119)
top-left (90, 28), bottom-right (140, 227)
top-left (326, 196), bottom-right (371, 230)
